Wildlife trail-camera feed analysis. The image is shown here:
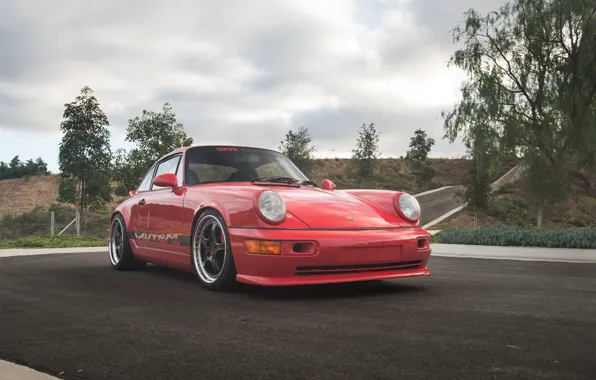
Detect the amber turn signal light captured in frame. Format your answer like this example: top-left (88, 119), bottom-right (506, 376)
top-left (244, 239), bottom-right (282, 255)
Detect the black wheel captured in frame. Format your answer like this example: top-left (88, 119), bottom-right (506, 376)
top-left (109, 214), bottom-right (146, 271)
top-left (191, 209), bottom-right (237, 291)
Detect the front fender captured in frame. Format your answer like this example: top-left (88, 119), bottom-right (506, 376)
top-left (185, 196), bottom-right (309, 230)
top-left (339, 189), bottom-right (419, 227)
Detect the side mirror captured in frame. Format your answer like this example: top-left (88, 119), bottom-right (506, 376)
top-left (153, 173), bottom-right (179, 191)
top-left (321, 179), bottom-right (336, 190)
top-left (129, 190), bottom-right (136, 198)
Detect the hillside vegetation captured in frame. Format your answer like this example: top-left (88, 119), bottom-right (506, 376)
top-left (0, 157), bottom-right (513, 216)
top-left (433, 183), bottom-right (596, 231)
top-left (0, 156), bottom-right (519, 240)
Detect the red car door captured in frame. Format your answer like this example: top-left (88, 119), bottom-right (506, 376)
top-left (129, 165), bottom-right (156, 251)
top-left (139, 154), bottom-right (188, 267)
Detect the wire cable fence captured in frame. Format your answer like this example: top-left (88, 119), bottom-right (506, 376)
top-left (1, 205), bottom-right (111, 240)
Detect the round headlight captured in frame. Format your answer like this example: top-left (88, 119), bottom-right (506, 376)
top-left (256, 190), bottom-right (287, 223)
top-left (396, 193), bottom-right (421, 222)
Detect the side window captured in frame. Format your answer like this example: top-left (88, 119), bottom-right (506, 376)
top-left (176, 161), bottom-right (184, 186)
top-left (152, 155), bottom-right (182, 190)
top-left (137, 166), bottom-right (155, 192)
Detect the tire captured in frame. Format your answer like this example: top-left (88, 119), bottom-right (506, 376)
top-left (109, 214), bottom-right (146, 271)
top-left (191, 209), bottom-right (237, 291)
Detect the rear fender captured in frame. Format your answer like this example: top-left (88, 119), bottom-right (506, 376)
top-left (111, 199), bottom-right (135, 229)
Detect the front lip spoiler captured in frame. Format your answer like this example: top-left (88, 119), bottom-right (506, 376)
top-left (227, 225), bottom-right (422, 231)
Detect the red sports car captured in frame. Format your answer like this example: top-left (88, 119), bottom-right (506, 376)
top-left (109, 145), bottom-right (432, 290)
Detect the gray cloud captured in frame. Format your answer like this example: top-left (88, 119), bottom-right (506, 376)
top-left (0, 0), bottom-right (500, 166)
top-left (0, 3), bottom-right (38, 81)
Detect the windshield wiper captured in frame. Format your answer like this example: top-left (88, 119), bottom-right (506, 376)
top-left (251, 176), bottom-right (301, 184)
top-left (300, 180), bottom-right (318, 187)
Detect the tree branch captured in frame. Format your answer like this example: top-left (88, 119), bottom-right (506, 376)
top-left (484, 30), bottom-right (538, 123)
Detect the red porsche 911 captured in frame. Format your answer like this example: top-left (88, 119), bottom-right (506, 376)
top-left (108, 145), bottom-right (432, 291)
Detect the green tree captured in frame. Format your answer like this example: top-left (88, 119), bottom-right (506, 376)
top-left (405, 129), bottom-right (435, 162)
top-left (519, 150), bottom-right (568, 226)
top-left (58, 86), bottom-right (113, 222)
top-left (113, 103), bottom-right (193, 196)
top-left (458, 128), bottom-right (496, 227)
top-left (278, 126), bottom-right (316, 176)
top-left (351, 122), bottom-right (380, 182)
top-left (0, 156), bottom-right (49, 180)
top-left (442, 0), bottom-right (596, 219)
top-left (0, 162), bottom-right (7, 179)
top-left (405, 129), bottom-right (436, 188)
top-left (34, 158), bottom-right (49, 175)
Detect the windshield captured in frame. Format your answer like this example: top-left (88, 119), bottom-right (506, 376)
top-left (184, 146), bottom-right (310, 185)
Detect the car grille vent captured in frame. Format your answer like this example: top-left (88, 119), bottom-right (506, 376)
top-left (294, 260), bottom-right (423, 276)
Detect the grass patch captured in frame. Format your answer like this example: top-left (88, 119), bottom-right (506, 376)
top-left (433, 225), bottom-right (596, 249)
top-left (582, 196), bottom-right (596, 208)
top-left (0, 235), bottom-right (107, 249)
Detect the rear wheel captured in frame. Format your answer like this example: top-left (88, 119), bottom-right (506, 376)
top-left (109, 214), bottom-right (146, 270)
top-left (191, 210), bottom-right (237, 291)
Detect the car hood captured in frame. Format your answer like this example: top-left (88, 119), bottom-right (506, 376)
top-left (272, 187), bottom-right (402, 229)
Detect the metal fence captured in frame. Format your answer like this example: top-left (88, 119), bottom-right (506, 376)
top-left (1, 207), bottom-right (110, 240)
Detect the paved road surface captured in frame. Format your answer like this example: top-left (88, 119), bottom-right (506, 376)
top-left (417, 186), bottom-right (463, 225)
top-left (1, 252), bottom-right (595, 380)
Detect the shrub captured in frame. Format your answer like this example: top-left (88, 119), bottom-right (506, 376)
top-left (0, 235), bottom-right (106, 249)
top-left (434, 226), bottom-right (596, 249)
top-left (493, 182), bottom-right (517, 195)
top-left (487, 198), bottom-right (534, 227)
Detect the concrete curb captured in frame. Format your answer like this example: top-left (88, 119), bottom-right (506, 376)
top-left (421, 164), bottom-right (523, 229)
top-left (1, 243), bottom-right (594, 264)
top-left (422, 205), bottom-right (466, 229)
top-left (413, 186), bottom-right (453, 197)
top-left (430, 243), bottom-right (596, 264)
top-left (0, 246), bottom-right (106, 258)
top-left (0, 360), bottom-right (60, 379)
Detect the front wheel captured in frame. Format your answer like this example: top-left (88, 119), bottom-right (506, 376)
top-left (191, 210), bottom-right (237, 291)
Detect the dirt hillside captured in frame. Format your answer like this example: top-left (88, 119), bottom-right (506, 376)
top-left (0, 158), bottom-right (500, 215)
top-left (0, 174), bottom-right (60, 215)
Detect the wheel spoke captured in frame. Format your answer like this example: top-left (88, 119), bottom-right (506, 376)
top-left (200, 236), bottom-right (210, 248)
top-left (211, 257), bottom-right (221, 274)
top-left (211, 222), bottom-right (218, 239)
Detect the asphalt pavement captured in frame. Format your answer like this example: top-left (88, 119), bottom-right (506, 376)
top-left (417, 186), bottom-right (463, 226)
top-left (1, 251), bottom-right (595, 380)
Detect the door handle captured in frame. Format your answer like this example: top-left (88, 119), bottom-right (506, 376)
top-left (138, 199), bottom-right (146, 206)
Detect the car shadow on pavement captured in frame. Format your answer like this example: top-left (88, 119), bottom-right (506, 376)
top-left (239, 280), bottom-right (426, 301)
top-left (142, 264), bottom-right (428, 300)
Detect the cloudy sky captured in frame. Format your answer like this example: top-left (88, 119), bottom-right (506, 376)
top-left (1, 0), bottom-right (504, 172)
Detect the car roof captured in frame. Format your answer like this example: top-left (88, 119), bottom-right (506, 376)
top-left (156, 145), bottom-right (283, 162)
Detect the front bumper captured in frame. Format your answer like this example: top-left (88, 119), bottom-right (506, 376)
top-left (228, 227), bottom-right (432, 286)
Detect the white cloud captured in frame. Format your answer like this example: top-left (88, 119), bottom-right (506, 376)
top-left (0, 0), bottom-right (506, 171)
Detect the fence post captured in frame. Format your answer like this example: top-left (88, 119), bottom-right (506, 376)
top-left (50, 211), bottom-right (55, 237)
top-left (76, 210), bottom-right (81, 237)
